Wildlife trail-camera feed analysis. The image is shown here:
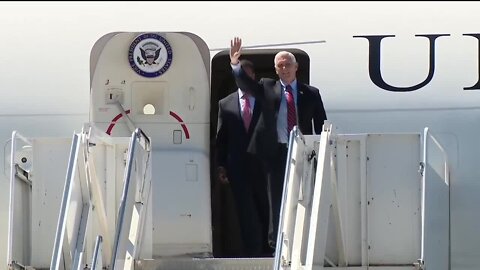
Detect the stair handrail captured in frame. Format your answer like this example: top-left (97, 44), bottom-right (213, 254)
top-left (91, 235), bottom-right (104, 270)
top-left (50, 133), bottom-right (82, 269)
top-left (110, 128), bottom-right (151, 269)
top-left (420, 127), bottom-right (450, 268)
top-left (7, 131), bottom-right (33, 268)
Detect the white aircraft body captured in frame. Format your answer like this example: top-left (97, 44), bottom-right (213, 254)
top-left (1, 2), bottom-right (479, 269)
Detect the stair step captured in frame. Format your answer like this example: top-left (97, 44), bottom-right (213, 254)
top-left (135, 257), bottom-right (274, 270)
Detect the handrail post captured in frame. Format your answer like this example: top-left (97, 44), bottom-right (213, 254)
top-left (110, 128), bottom-right (151, 270)
top-left (91, 236), bottom-right (103, 270)
top-left (50, 134), bottom-right (81, 270)
top-left (7, 131), bottom-right (33, 268)
top-left (274, 126), bottom-right (299, 269)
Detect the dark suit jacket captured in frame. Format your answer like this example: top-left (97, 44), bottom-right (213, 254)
top-left (233, 65), bottom-right (327, 160)
top-left (215, 91), bottom-right (261, 173)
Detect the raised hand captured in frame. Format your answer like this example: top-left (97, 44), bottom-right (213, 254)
top-left (230, 37), bottom-right (242, 65)
top-left (216, 166), bottom-right (229, 184)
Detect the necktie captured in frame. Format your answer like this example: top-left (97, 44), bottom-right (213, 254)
top-left (243, 94), bottom-right (252, 131)
top-left (286, 85), bottom-right (296, 134)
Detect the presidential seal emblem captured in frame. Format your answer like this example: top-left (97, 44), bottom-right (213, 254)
top-left (128, 33), bottom-right (173, 78)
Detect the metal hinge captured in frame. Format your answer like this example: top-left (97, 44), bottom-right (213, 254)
top-left (413, 258), bottom-right (425, 270)
top-left (307, 150), bottom-right (316, 162)
top-left (419, 162), bottom-right (425, 176)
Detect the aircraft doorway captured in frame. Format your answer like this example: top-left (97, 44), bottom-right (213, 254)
top-left (209, 49), bottom-right (310, 257)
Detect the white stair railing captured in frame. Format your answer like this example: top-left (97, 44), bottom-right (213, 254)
top-left (304, 122), bottom-right (336, 269)
top-left (50, 133), bottom-right (84, 269)
top-left (274, 122), bottom-right (450, 270)
top-left (274, 126), bottom-right (319, 269)
top-left (50, 127), bottom-right (152, 270)
top-left (420, 128), bottom-right (450, 270)
top-left (7, 131), bottom-right (33, 269)
top-left (110, 128), bottom-right (152, 270)
top-left (91, 236), bottom-right (104, 270)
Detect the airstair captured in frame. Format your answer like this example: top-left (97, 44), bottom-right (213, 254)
top-left (7, 126), bottom-right (153, 270)
top-left (273, 122), bottom-right (450, 270)
top-left (5, 121), bottom-right (450, 270)
top-left (5, 32), bottom-right (451, 270)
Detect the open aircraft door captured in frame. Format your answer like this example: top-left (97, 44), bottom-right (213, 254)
top-left (90, 32), bottom-right (212, 258)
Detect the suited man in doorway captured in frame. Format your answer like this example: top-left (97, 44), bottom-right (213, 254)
top-left (215, 59), bottom-right (271, 257)
top-left (229, 37), bottom-right (327, 250)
